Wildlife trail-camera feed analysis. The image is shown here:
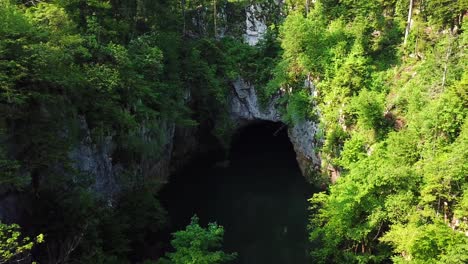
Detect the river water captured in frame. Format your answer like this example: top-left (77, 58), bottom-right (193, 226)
top-left (160, 122), bottom-right (313, 264)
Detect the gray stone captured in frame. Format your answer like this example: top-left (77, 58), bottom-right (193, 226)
top-left (68, 116), bottom-right (176, 202)
top-left (230, 78), bottom-right (281, 122)
top-left (245, 4), bottom-right (268, 46)
top-left (68, 116), bottom-right (119, 202)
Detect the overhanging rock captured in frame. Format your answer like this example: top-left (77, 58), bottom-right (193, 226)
top-left (229, 77), bottom-right (321, 179)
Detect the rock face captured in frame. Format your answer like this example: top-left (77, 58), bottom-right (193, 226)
top-left (244, 0), bottom-right (284, 46)
top-left (245, 4), bottom-right (268, 46)
top-left (288, 120), bottom-right (321, 176)
top-left (230, 78), bottom-right (281, 122)
top-left (229, 77), bottom-right (321, 178)
top-left (69, 116), bottom-right (176, 203)
top-left (68, 117), bottom-right (120, 202)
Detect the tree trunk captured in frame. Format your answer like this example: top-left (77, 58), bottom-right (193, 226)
top-left (441, 34), bottom-right (454, 89)
top-left (182, 0), bottom-right (186, 35)
top-left (404, 0), bottom-right (414, 46)
top-left (213, 0), bottom-right (217, 38)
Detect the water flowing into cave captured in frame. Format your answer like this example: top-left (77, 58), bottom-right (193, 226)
top-left (160, 121), bottom-right (313, 263)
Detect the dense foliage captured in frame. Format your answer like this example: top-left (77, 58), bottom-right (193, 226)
top-left (159, 216), bottom-right (236, 264)
top-left (272, 0), bottom-right (467, 263)
top-left (0, 222), bottom-right (43, 263)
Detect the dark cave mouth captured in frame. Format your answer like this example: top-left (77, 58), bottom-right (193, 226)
top-left (229, 121), bottom-right (293, 159)
top-left (161, 120), bottom-right (312, 263)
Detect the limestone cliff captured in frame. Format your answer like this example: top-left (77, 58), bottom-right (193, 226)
top-left (69, 116), bottom-right (176, 203)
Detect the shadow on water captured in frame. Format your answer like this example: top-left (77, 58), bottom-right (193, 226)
top-left (160, 121), bottom-right (315, 264)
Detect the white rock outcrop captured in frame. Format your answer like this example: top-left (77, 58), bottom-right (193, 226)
top-left (245, 4), bottom-right (268, 46)
top-left (230, 78), bottom-right (281, 122)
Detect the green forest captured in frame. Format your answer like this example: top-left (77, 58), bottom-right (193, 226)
top-left (0, 0), bottom-right (467, 263)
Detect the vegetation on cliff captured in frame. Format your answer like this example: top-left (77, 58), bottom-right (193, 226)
top-left (275, 0), bottom-right (467, 263)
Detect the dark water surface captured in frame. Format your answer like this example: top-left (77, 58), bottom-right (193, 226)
top-left (160, 122), bottom-right (314, 264)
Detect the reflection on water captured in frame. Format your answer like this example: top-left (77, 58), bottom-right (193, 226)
top-left (161, 122), bottom-right (314, 264)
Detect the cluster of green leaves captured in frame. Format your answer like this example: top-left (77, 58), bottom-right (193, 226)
top-left (0, 222), bottom-right (44, 263)
top-left (274, 0), bottom-right (401, 133)
top-left (272, 0), bottom-right (468, 263)
top-left (182, 0), bottom-right (246, 37)
top-left (159, 215), bottom-right (236, 264)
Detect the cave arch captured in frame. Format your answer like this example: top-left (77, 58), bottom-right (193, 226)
top-left (228, 77), bottom-right (321, 179)
top-left (161, 120), bottom-right (312, 263)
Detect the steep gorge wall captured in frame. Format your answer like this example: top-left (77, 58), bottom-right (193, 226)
top-left (0, 1), bottom-right (320, 222)
top-left (69, 77), bottom-right (321, 204)
top-left (63, 0), bottom-right (321, 198)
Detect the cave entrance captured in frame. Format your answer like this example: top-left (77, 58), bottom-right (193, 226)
top-left (161, 121), bottom-right (312, 264)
